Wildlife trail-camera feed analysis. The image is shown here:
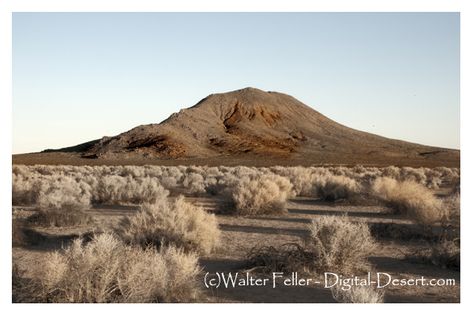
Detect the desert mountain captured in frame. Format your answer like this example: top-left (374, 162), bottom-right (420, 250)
top-left (36, 87), bottom-right (458, 167)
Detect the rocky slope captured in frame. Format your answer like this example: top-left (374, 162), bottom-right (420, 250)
top-left (33, 87), bottom-right (458, 167)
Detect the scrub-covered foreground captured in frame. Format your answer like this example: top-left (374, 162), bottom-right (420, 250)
top-left (12, 165), bottom-right (460, 303)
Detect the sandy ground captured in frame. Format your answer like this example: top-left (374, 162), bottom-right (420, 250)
top-left (12, 197), bottom-right (460, 303)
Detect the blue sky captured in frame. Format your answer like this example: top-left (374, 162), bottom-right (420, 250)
top-left (13, 12), bottom-right (459, 154)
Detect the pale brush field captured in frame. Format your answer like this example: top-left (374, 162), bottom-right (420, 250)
top-left (12, 165), bottom-right (460, 303)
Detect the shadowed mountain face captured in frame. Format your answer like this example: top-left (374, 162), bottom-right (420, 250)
top-left (38, 87), bottom-right (459, 166)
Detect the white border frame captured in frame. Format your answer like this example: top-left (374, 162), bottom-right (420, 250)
top-left (1, 1), bottom-right (471, 315)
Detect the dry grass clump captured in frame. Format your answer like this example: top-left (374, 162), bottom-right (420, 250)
top-left (371, 177), bottom-right (444, 224)
top-left (231, 174), bottom-right (293, 215)
top-left (245, 243), bottom-right (317, 273)
top-left (307, 215), bottom-right (376, 274)
top-left (38, 233), bottom-right (201, 303)
top-left (331, 285), bottom-right (384, 303)
top-left (312, 175), bottom-right (361, 201)
top-left (118, 196), bottom-right (220, 255)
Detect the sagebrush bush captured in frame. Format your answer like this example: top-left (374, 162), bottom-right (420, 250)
top-left (400, 167), bottom-right (427, 185)
top-left (311, 175), bottom-right (361, 201)
top-left (331, 285), bottom-right (384, 303)
top-left (13, 173), bottom-right (92, 209)
top-left (442, 193), bottom-right (460, 221)
top-left (307, 215), bottom-right (376, 274)
top-left (409, 238), bottom-right (460, 271)
top-left (28, 209), bottom-right (93, 227)
top-left (231, 174), bottom-right (293, 215)
top-left (269, 166), bottom-right (321, 196)
top-left (12, 217), bottom-right (28, 247)
top-left (94, 175), bottom-right (169, 204)
top-left (12, 174), bottom-right (38, 205)
top-left (245, 243), bottom-right (317, 273)
top-left (118, 196), bottom-right (220, 255)
top-left (13, 263), bottom-right (45, 303)
top-left (182, 173), bottom-right (206, 195)
top-left (39, 233), bottom-right (201, 302)
top-left (371, 177), bottom-right (444, 224)
top-left (245, 217), bottom-right (376, 275)
top-left (36, 177), bottom-right (91, 211)
top-left (22, 176), bottom-right (93, 227)
top-left (429, 238), bottom-right (460, 270)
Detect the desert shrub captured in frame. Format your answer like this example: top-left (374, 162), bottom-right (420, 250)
top-left (93, 175), bottom-right (168, 205)
top-left (22, 176), bottom-right (93, 227)
top-left (159, 167), bottom-right (184, 187)
top-left (311, 175), bottom-right (361, 201)
top-left (290, 172), bottom-right (316, 196)
top-left (117, 196), bottom-right (220, 255)
top-left (245, 217), bottom-right (376, 275)
top-left (119, 245), bottom-right (202, 302)
top-left (182, 172), bottom-right (206, 195)
top-left (12, 165), bottom-right (29, 177)
top-left (306, 215), bottom-right (376, 274)
top-left (426, 175), bottom-right (442, 190)
top-left (205, 173), bottom-right (239, 197)
top-left (441, 192), bottom-right (460, 223)
top-left (122, 177), bottom-right (169, 204)
top-left (12, 217), bottom-right (28, 247)
top-left (231, 174), bottom-right (293, 215)
top-left (429, 238), bottom-right (460, 270)
top-left (409, 238), bottom-right (460, 271)
top-left (369, 222), bottom-right (437, 241)
top-left (378, 166), bottom-right (461, 189)
top-left (269, 166), bottom-right (320, 196)
top-left (399, 167), bottom-right (427, 185)
top-left (28, 209), bottom-right (93, 227)
top-left (434, 166), bottom-right (458, 183)
top-left (12, 173), bottom-right (40, 205)
top-left (13, 263), bottom-right (44, 303)
top-left (245, 243), bottom-right (317, 273)
top-left (119, 165), bottom-right (146, 178)
top-left (39, 233), bottom-right (201, 303)
top-left (159, 175), bottom-right (179, 192)
top-left (331, 285), bottom-right (384, 303)
top-left (381, 166), bottom-right (400, 179)
top-left (36, 177), bottom-right (91, 211)
top-left (13, 209), bottom-right (48, 246)
top-left (203, 177), bottom-right (219, 195)
top-left (371, 177), bottom-right (444, 225)
top-left (451, 177), bottom-right (460, 195)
